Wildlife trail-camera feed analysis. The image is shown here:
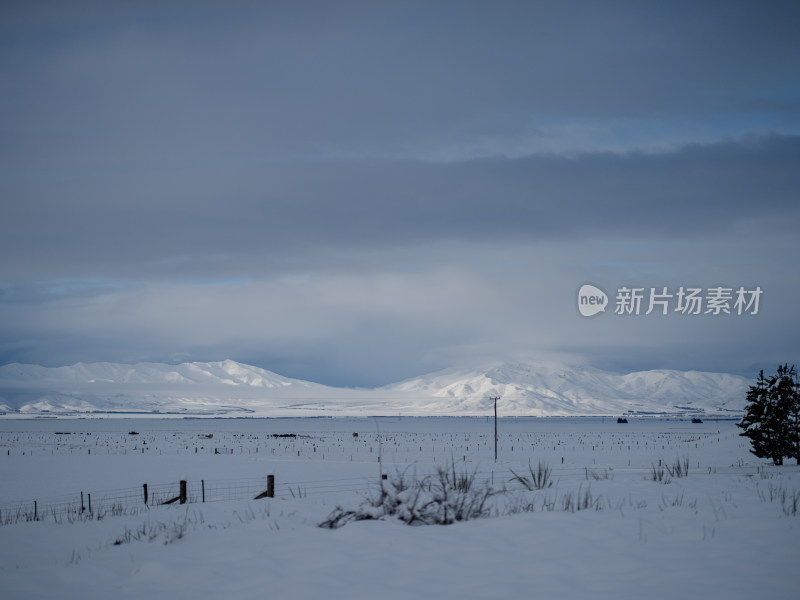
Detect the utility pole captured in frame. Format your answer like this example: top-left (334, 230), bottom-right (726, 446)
top-left (491, 396), bottom-right (500, 462)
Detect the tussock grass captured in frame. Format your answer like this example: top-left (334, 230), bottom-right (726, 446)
top-left (665, 457), bottom-right (690, 479)
top-left (509, 461), bottom-right (553, 490)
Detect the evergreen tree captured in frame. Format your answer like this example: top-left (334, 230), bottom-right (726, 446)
top-left (738, 370), bottom-right (773, 462)
top-left (738, 364), bottom-right (799, 465)
top-left (787, 366), bottom-right (800, 464)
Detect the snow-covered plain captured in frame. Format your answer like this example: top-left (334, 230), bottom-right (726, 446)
top-left (1, 416), bottom-right (797, 599)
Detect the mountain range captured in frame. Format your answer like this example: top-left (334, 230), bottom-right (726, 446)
top-left (0, 359), bottom-right (750, 418)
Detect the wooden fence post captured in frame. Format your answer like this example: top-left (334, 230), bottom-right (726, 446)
top-left (81, 491), bottom-right (85, 513)
top-left (202, 480), bottom-right (205, 503)
top-left (88, 493), bottom-right (92, 515)
top-left (254, 475), bottom-right (275, 499)
top-left (34, 500), bottom-right (37, 521)
top-left (143, 483), bottom-right (148, 505)
top-left (180, 480), bottom-right (187, 504)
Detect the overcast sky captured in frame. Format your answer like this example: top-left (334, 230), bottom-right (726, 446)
top-left (1, 1), bottom-right (799, 386)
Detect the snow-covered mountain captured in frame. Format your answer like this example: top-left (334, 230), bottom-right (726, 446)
top-left (0, 360), bottom-right (311, 389)
top-left (0, 360), bottom-right (347, 417)
top-left (0, 359), bottom-right (750, 417)
top-left (382, 362), bottom-right (749, 416)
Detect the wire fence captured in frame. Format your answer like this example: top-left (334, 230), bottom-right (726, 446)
top-left (0, 459), bottom-right (768, 527)
top-left (0, 472), bottom-right (387, 526)
top-left (0, 468), bottom-right (494, 526)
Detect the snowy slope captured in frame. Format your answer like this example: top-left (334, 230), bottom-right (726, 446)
top-left (0, 359), bottom-right (308, 387)
top-left (0, 360), bottom-right (348, 416)
top-left (0, 359), bottom-right (750, 417)
top-left (383, 362), bottom-right (749, 416)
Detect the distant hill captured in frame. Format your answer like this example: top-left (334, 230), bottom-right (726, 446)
top-left (382, 362), bottom-right (749, 417)
top-left (0, 359), bottom-right (749, 417)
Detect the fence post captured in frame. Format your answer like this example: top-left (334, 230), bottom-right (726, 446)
top-left (254, 475), bottom-right (275, 500)
top-left (88, 493), bottom-right (92, 515)
top-left (81, 491), bottom-right (85, 513)
top-left (143, 483), bottom-right (148, 505)
top-left (34, 500), bottom-right (38, 521)
top-left (180, 480), bottom-right (187, 504)
top-left (202, 480), bottom-right (205, 503)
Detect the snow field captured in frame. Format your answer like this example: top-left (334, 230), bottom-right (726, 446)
top-left (0, 417), bottom-right (798, 599)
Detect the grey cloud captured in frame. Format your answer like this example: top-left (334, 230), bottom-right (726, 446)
top-left (2, 135), bottom-right (798, 281)
top-left (2, 1), bottom-right (799, 165)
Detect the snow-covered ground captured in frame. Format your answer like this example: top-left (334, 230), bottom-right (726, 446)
top-left (0, 416), bottom-right (797, 599)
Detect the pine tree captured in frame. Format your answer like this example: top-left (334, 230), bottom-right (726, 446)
top-left (738, 370), bottom-right (773, 462)
top-left (786, 365), bottom-right (800, 464)
top-left (738, 364), bottom-right (799, 465)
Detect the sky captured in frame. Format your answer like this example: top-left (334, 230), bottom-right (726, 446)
top-left (1, 0), bottom-right (799, 387)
